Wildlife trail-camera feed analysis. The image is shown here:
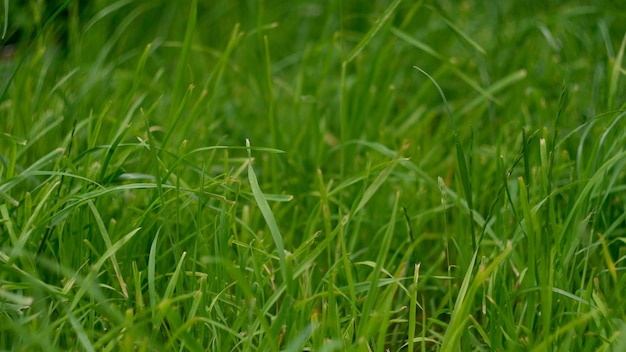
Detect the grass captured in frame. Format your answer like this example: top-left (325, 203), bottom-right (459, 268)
top-left (1, 0), bottom-right (626, 350)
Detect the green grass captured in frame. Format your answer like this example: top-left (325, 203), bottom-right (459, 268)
top-left (1, 0), bottom-right (626, 350)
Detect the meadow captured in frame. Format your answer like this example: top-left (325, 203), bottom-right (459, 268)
top-left (1, 0), bottom-right (626, 350)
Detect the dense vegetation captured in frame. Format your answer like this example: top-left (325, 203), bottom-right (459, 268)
top-left (1, 0), bottom-right (625, 350)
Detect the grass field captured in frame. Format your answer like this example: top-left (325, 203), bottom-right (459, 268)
top-left (1, 0), bottom-right (626, 350)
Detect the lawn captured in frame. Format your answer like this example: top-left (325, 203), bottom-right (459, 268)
top-left (1, 0), bottom-right (626, 351)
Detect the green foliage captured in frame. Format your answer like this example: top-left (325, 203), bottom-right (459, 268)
top-left (1, 0), bottom-right (626, 350)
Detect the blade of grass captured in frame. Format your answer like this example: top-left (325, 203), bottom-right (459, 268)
top-left (152, 251), bottom-right (188, 340)
top-left (148, 231), bottom-right (159, 316)
top-left (456, 69), bottom-right (527, 116)
top-left (0, 203), bottom-right (17, 244)
top-left (438, 16), bottom-right (486, 55)
top-left (413, 65), bottom-right (476, 251)
top-left (284, 324), bottom-right (314, 352)
top-left (67, 227), bottom-right (140, 314)
top-left (7, 181), bottom-right (59, 267)
top-left (441, 244), bottom-right (512, 351)
top-left (344, 0), bottom-right (402, 63)
top-left (0, 148), bottom-right (64, 193)
top-left (392, 27), bottom-right (500, 104)
top-left (143, 113), bottom-right (175, 255)
top-left (86, 200), bottom-right (128, 298)
top-left (0, 189), bottom-right (19, 207)
top-left (530, 311), bottom-right (598, 352)
top-left (62, 302), bottom-right (96, 352)
top-left (246, 139), bottom-right (293, 294)
top-left (122, 42), bottom-right (153, 113)
top-left (163, 251), bottom-right (187, 303)
top-left (99, 95), bottom-right (145, 183)
top-left (2, 0), bottom-right (7, 39)
top-left (166, 0), bottom-right (197, 135)
top-left (83, 0), bottom-right (134, 32)
top-left (263, 35), bottom-right (278, 193)
top-left (608, 33), bottom-right (626, 110)
top-left (408, 263), bottom-right (420, 352)
top-left (357, 190), bottom-right (400, 340)
top-left (354, 158), bottom-right (402, 215)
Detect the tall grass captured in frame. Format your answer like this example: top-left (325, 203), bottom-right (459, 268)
top-left (1, 0), bottom-right (625, 350)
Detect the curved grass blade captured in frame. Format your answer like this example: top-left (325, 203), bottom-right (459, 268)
top-left (246, 139), bottom-right (293, 294)
top-left (413, 65), bottom-right (476, 251)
